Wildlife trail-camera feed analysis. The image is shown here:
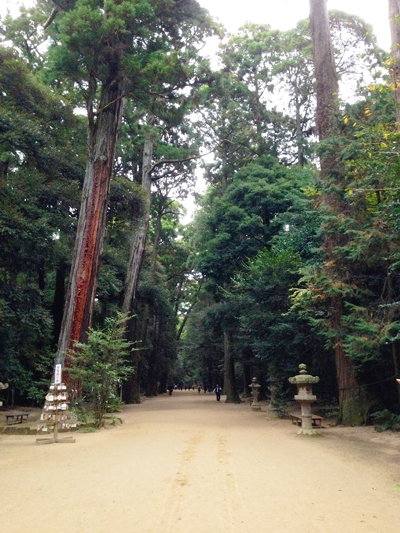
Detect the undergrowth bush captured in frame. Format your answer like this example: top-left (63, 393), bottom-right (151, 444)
top-left (70, 313), bottom-right (134, 428)
top-left (370, 409), bottom-right (400, 432)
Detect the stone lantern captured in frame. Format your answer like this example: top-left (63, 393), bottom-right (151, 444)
top-left (249, 377), bottom-right (261, 411)
top-left (289, 363), bottom-right (320, 436)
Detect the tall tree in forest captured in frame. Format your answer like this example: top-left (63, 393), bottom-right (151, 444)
top-left (309, 0), bottom-right (339, 145)
top-left (272, 22), bottom-right (315, 166)
top-left (192, 72), bottom-right (276, 403)
top-left (119, 101), bottom-right (208, 403)
top-left (44, 0), bottom-right (215, 388)
top-left (309, 0), bottom-right (362, 423)
top-left (47, 0), bottom-right (126, 382)
top-left (389, 0), bottom-right (400, 122)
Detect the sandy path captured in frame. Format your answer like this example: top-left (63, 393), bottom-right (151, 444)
top-left (1, 392), bottom-right (400, 533)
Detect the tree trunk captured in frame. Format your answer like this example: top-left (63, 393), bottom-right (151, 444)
top-left (295, 84), bottom-right (305, 166)
top-left (122, 312), bottom-right (142, 404)
top-left (121, 129), bottom-right (154, 314)
top-left (223, 331), bottom-right (241, 403)
top-left (389, 0), bottom-right (400, 123)
top-left (309, 0), bottom-right (339, 145)
top-left (392, 341), bottom-right (400, 404)
top-left (124, 352), bottom-right (142, 403)
top-left (310, 0), bottom-right (363, 424)
top-left (386, 9), bottom-right (400, 404)
top-left (158, 369), bottom-right (168, 394)
top-left (38, 259), bottom-right (45, 292)
top-left (56, 62), bottom-right (125, 386)
top-left (51, 260), bottom-right (67, 350)
top-left (332, 296), bottom-right (362, 423)
top-left (176, 280), bottom-right (202, 340)
top-left (143, 211), bottom-right (163, 397)
top-left (145, 315), bottom-right (159, 397)
top-left (118, 128), bottom-right (154, 403)
top-left (243, 361), bottom-right (252, 397)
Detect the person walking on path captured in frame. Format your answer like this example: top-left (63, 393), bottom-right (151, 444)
top-left (213, 384), bottom-right (222, 401)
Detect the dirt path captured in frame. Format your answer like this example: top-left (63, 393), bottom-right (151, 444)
top-left (1, 392), bottom-right (400, 532)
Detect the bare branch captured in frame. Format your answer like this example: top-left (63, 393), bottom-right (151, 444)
top-left (148, 148), bottom-right (215, 175)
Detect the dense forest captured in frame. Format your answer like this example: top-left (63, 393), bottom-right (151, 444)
top-left (1, 0), bottom-right (400, 426)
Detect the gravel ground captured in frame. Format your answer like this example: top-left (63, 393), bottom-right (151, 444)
top-left (1, 391), bottom-right (400, 532)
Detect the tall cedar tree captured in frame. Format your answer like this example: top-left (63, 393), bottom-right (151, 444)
top-left (48, 0), bottom-right (214, 390)
top-left (309, 0), bottom-right (361, 423)
top-left (389, 0), bottom-right (400, 122)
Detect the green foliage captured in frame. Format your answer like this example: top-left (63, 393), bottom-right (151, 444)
top-left (370, 409), bottom-right (400, 432)
top-left (70, 313), bottom-right (134, 428)
top-left (297, 86), bottom-right (400, 368)
top-left (0, 46), bottom-right (84, 403)
top-left (195, 157), bottom-right (314, 287)
top-left (329, 10), bottom-right (385, 89)
top-left (0, 3), bottom-right (52, 71)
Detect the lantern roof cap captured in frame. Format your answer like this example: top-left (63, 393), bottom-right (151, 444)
top-left (288, 363), bottom-right (319, 384)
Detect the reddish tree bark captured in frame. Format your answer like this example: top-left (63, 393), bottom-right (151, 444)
top-left (56, 62), bottom-right (125, 388)
top-left (223, 331), bottom-right (241, 403)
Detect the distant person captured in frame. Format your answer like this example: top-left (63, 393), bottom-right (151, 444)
top-left (168, 385), bottom-right (173, 396)
top-left (213, 384), bottom-right (222, 402)
top-left (198, 386), bottom-right (201, 394)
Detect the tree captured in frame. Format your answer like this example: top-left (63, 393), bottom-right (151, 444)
top-left (309, 0), bottom-right (361, 424)
top-left (389, 0), bottom-right (400, 122)
top-left (306, 0), bottom-right (395, 423)
top-left (309, 0), bottom-right (339, 144)
top-left (0, 45), bottom-right (85, 403)
top-left (118, 108), bottom-right (207, 402)
top-left (45, 0), bottom-right (216, 389)
top-left (0, 3), bottom-right (50, 71)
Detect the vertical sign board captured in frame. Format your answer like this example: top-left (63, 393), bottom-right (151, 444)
top-left (54, 364), bottom-right (62, 384)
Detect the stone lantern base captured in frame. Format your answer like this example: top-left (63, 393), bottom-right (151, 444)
top-left (265, 403), bottom-right (281, 418)
top-left (296, 427), bottom-right (321, 437)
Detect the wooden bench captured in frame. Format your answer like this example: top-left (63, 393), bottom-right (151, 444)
top-left (289, 413), bottom-right (323, 427)
top-left (6, 413), bottom-right (29, 425)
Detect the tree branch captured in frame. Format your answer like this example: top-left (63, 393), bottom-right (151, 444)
top-left (148, 148), bottom-right (215, 175)
top-left (43, 7), bottom-right (59, 30)
top-left (95, 93), bottom-right (126, 115)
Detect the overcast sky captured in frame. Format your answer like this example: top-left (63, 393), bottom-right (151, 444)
top-left (197, 0), bottom-right (390, 50)
top-left (1, 1), bottom-right (392, 51)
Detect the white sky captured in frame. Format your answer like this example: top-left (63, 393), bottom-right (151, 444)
top-left (1, 0), bottom-right (392, 51)
top-left (197, 0), bottom-right (390, 50)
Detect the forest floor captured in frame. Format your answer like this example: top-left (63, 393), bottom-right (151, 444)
top-left (1, 391), bottom-right (400, 533)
